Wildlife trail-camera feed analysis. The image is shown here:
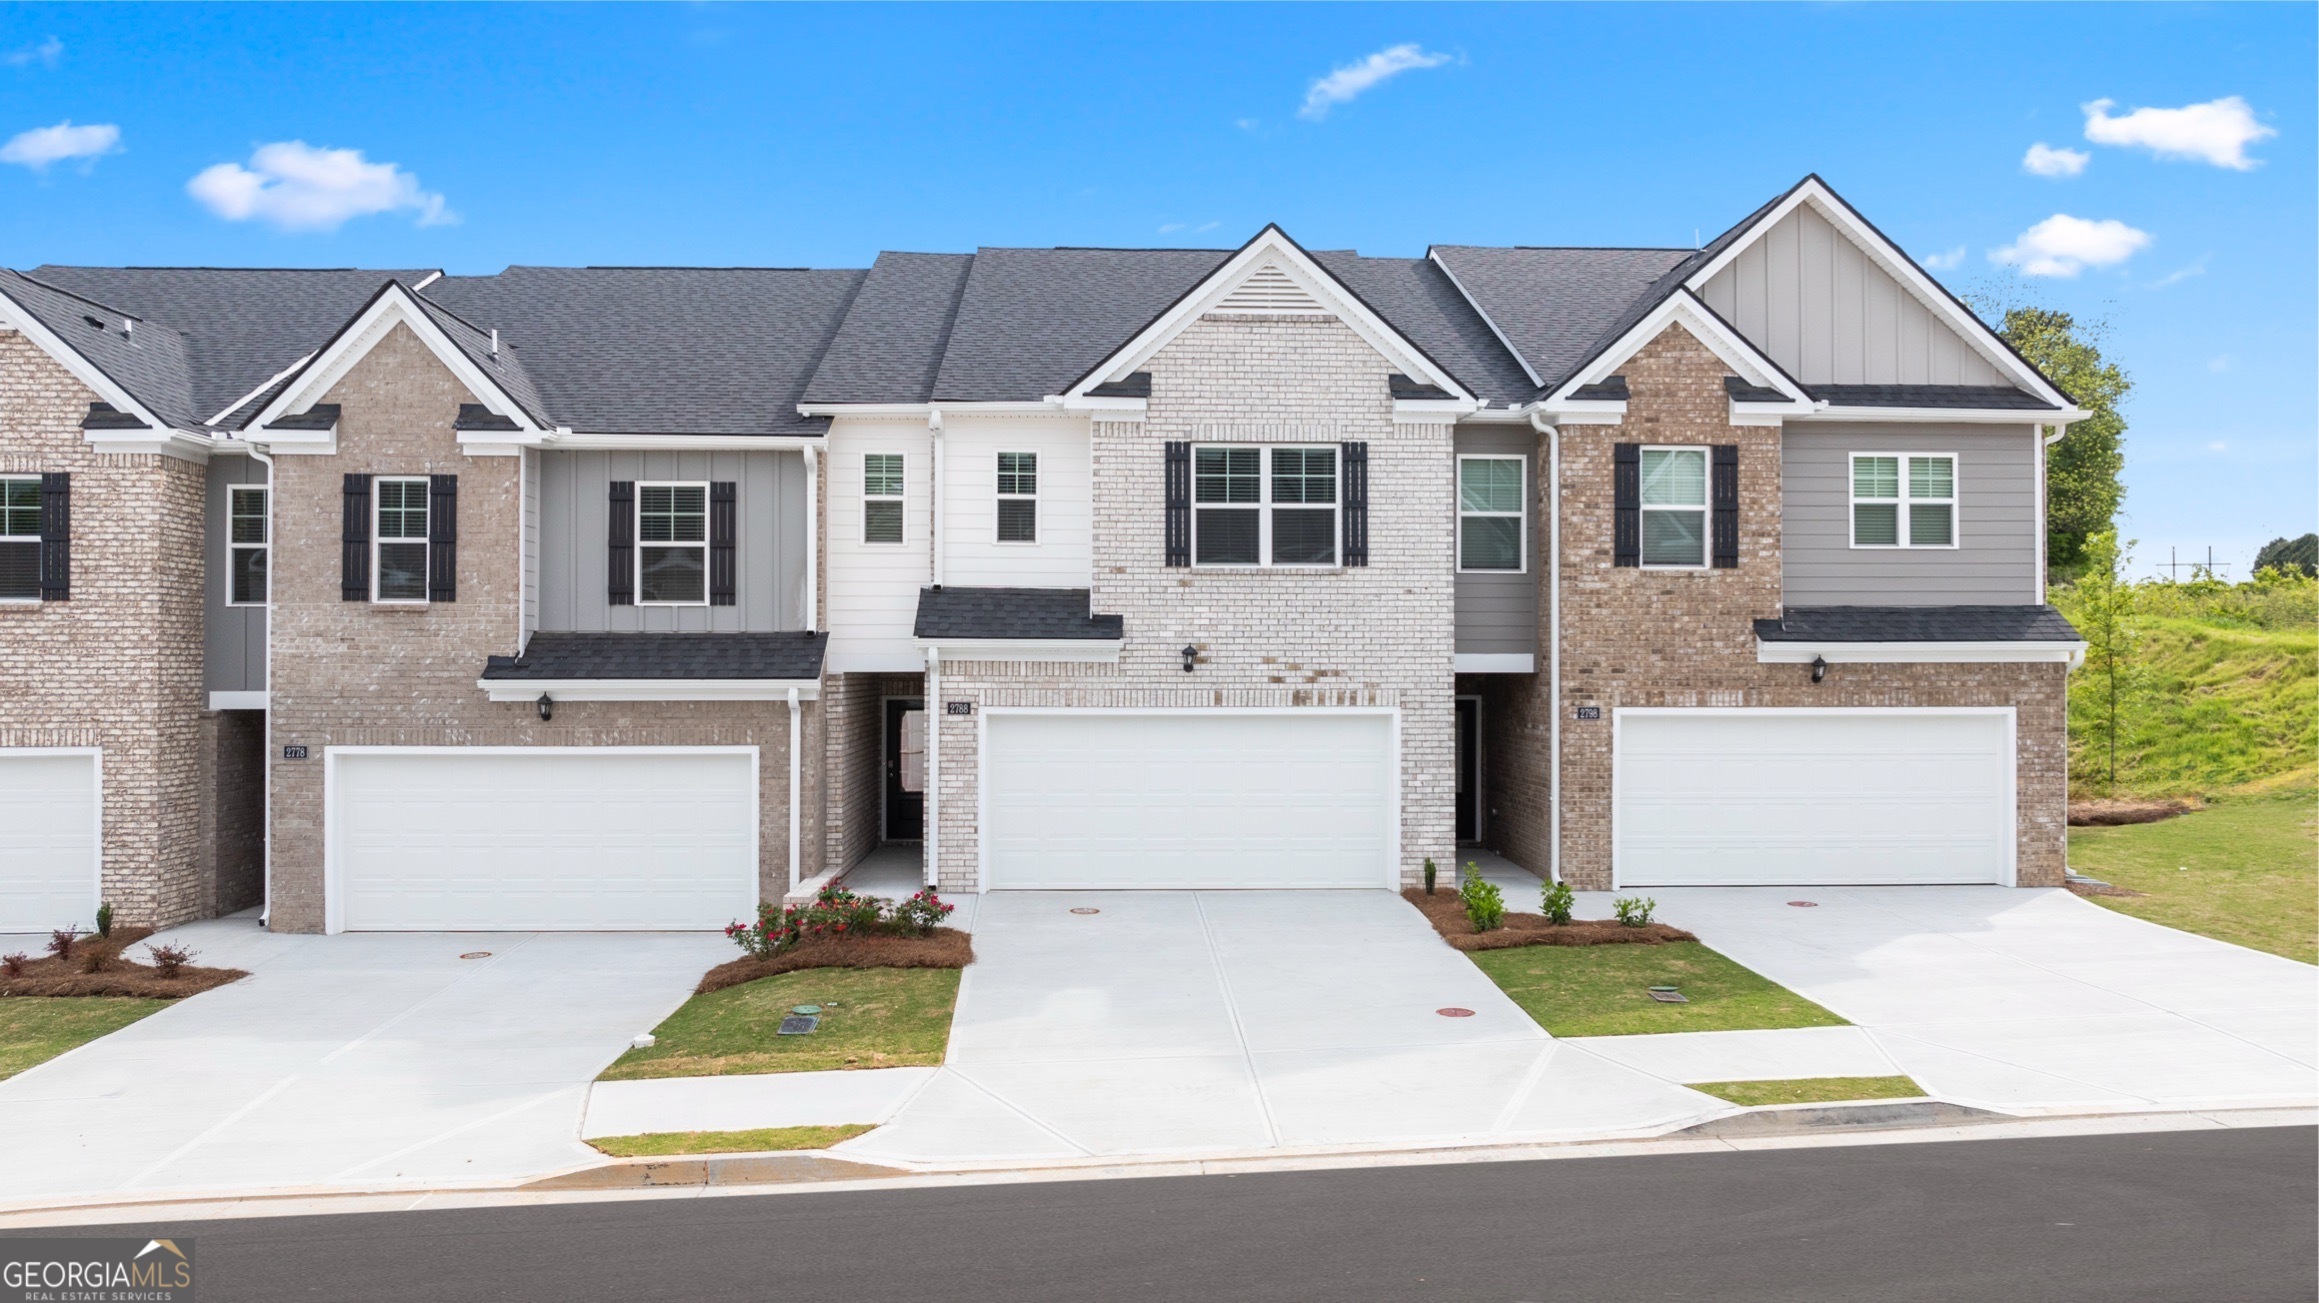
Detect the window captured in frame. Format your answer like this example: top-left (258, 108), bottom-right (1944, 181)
top-left (996, 452), bottom-right (1037, 543)
top-left (1639, 447), bottom-right (1708, 567)
top-left (373, 477), bottom-right (429, 602)
top-left (228, 486), bottom-right (268, 606)
top-left (1458, 456), bottom-right (1524, 572)
top-left (1852, 453), bottom-right (1956, 548)
top-left (863, 454), bottom-right (904, 544)
top-left (0, 477), bottom-right (38, 601)
top-left (637, 482), bottom-right (708, 604)
top-left (1193, 445), bottom-right (1338, 567)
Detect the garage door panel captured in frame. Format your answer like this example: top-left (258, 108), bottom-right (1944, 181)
top-left (0, 753), bottom-right (99, 933)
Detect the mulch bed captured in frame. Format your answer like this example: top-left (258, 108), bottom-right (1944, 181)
top-left (1402, 889), bottom-right (1697, 951)
top-left (2068, 798), bottom-right (2199, 827)
top-left (695, 928), bottom-right (974, 995)
top-left (0, 926), bottom-right (249, 998)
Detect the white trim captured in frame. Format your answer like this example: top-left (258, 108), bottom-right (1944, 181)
top-left (1800, 405), bottom-right (2086, 425)
top-left (923, 647), bottom-right (940, 888)
top-left (322, 744), bottom-right (759, 935)
top-left (911, 638), bottom-right (1122, 664)
top-left (1638, 445), bottom-right (1712, 570)
top-left (208, 690), bottom-right (270, 711)
top-left (1454, 652), bottom-right (1535, 674)
top-left (994, 449), bottom-right (1038, 545)
top-left (247, 283), bottom-right (545, 436)
top-left (787, 686), bottom-right (802, 897)
top-left (803, 444), bottom-right (819, 631)
top-left (1756, 639), bottom-right (2086, 668)
top-left (0, 287), bottom-right (173, 434)
top-left (799, 400), bottom-right (1061, 419)
top-left (881, 694), bottom-right (928, 845)
top-left (861, 450), bottom-right (907, 546)
top-left (477, 677), bottom-right (822, 702)
top-left (0, 746), bottom-right (102, 932)
top-left (1428, 250), bottom-right (1543, 389)
top-left (1455, 453), bottom-right (1526, 575)
top-left (1609, 706), bottom-right (2019, 890)
top-left (225, 483), bottom-right (269, 607)
top-left (2032, 425), bottom-right (2048, 600)
top-left (929, 412), bottom-right (946, 585)
top-left (1847, 452), bottom-right (1958, 551)
top-left (207, 351), bottom-right (314, 427)
top-left (79, 429), bottom-right (215, 462)
top-left (1543, 289), bottom-right (1810, 412)
top-left (1190, 442), bottom-right (1341, 569)
top-left (371, 475), bottom-right (431, 605)
top-left (632, 480), bottom-right (711, 607)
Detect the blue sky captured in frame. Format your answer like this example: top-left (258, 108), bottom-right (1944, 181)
top-left (2, 3), bottom-right (2310, 577)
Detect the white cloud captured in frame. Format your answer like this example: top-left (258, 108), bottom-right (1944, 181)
top-left (1920, 246), bottom-right (1967, 271)
top-left (2148, 255), bottom-right (2208, 289)
top-left (1991, 214), bottom-right (2151, 278)
top-left (2, 36), bottom-right (62, 68)
top-left (1157, 220), bottom-right (1222, 236)
top-left (187, 141), bottom-right (454, 232)
top-left (1158, 222), bottom-right (1186, 234)
top-left (2021, 142), bottom-right (2089, 177)
top-left (1298, 43), bottom-right (1450, 121)
top-left (2082, 96), bottom-right (2276, 170)
top-left (0, 120), bottom-right (120, 170)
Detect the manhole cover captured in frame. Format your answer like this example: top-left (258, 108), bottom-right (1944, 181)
top-left (790, 1004), bottom-right (823, 1016)
top-left (459, 951), bottom-right (491, 959)
top-left (777, 1015), bottom-right (820, 1036)
top-left (1787, 901), bottom-right (1819, 908)
top-left (1069, 907), bottom-right (1100, 915)
top-left (1436, 1007), bottom-right (1475, 1018)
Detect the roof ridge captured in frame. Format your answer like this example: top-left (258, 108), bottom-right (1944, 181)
top-left (5, 270), bottom-right (145, 322)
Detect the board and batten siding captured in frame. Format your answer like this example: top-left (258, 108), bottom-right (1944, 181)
top-left (1700, 203), bottom-right (2005, 388)
top-left (1781, 423), bottom-right (2041, 606)
top-left (824, 419), bottom-right (933, 672)
top-left (535, 448), bottom-right (807, 633)
top-left (204, 453), bottom-right (266, 694)
top-left (940, 413), bottom-right (1094, 589)
top-left (1452, 425), bottom-right (1538, 658)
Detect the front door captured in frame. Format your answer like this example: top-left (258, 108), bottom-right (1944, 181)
top-left (1455, 697), bottom-right (1481, 842)
top-left (884, 699), bottom-right (926, 841)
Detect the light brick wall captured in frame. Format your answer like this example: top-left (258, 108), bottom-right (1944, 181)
top-left (264, 323), bottom-right (824, 931)
top-left (0, 330), bottom-right (211, 927)
top-left (195, 708), bottom-right (266, 916)
top-left (822, 671), bottom-right (919, 874)
top-left (925, 313), bottom-right (1457, 890)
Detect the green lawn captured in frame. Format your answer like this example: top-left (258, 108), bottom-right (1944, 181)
top-left (0, 997), bottom-right (171, 1081)
top-left (2068, 786), bottom-right (2318, 965)
top-left (1467, 942), bottom-right (1847, 1037)
top-left (600, 967), bottom-right (961, 1080)
top-left (587, 1124), bottom-right (875, 1158)
top-left (1689, 1076), bottom-right (1925, 1107)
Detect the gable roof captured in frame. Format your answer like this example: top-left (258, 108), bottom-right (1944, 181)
top-left (1424, 246), bottom-right (1693, 395)
top-left (1310, 252), bottom-right (1534, 407)
top-left (0, 270), bottom-right (195, 427)
top-left (929, 247), bottom-right (1232, 403)
top-left (802, 251), bottom-right (975, 406)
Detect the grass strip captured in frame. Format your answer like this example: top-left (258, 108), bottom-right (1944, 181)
top-left (602, 966), bottom-right (961, 1080)
top-left (587, 1124), bottom-right (876, 1158)
top-left (0, 997), bottom-right (172, 1081)
top-left (1470, 941), bottom-right (1846, 1038)
top-left (1688, 1076), bottom-right (1926, 1107)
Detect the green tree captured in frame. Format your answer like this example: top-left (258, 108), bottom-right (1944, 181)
top-left (2061, 529), bottom-right (2142, 795)
top-left (1963, 287), bottom-right (2131, 581)
top-left (2254, 533), bottom-right (2318, 578)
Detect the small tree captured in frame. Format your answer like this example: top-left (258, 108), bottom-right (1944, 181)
top-left (2254, 533), bottom-right (2318, 579)
top-left (2068, 529), bottom-right (2142, 795)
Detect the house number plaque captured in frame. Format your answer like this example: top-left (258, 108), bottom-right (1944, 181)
top-left (946, 701), bottom-right (974, 716)
top-left (1572, 706), bottom-right (1602, 721)
top-left (281, 744), bottom-right (310, 759)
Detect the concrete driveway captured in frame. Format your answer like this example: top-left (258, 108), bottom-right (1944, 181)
top-left (0, 916), bottom-right (728, 1204)
top-left (1631, 887), bottom-right (2319, 1113)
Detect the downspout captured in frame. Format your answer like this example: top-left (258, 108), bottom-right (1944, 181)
top-left (787, 686), bottom-right (802, 896)
top-left (803, 445), bottom-right (819, 631)
top-left (242, 439), bottom-right (278, 927)
top-left (923, 646), bottom-right (940, 888)
top-left (928, 409), bottom-right (946, 589)
top-left (1528, 408), bottom-right (1563, 886)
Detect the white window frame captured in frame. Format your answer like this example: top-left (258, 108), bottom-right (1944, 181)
top-left (995, 451), bottom-right (1037, 545)
top-left (1456, 454), bottom-right (1526, 574)
top-left (862, 452), bottom-right (905, 546)
top-left (372, 476), bottom-right (431, 605)
top-left (1639, 445), bottom-right (1710, 571)
top-left (1191, 444), bottom-right (1340, 570)
top-left (0, 474), bottom-right (41, 604)
top-left (1850, 452), bottom-right (1959, 550)
top-left (227, 485), bottom-right (269, 607)
top-left (635, 480), bottom-right (710, 607)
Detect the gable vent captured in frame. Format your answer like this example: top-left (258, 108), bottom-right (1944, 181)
top-left (1214, 264), bottom-right (1328, 315)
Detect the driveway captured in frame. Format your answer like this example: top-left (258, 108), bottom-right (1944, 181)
top-left (839, 890), bottom-right (1717, 1165)
top-left (1630, 887), bottom-right (2319, 1112)
top-left (0, 916), bottom-right (728, 1204)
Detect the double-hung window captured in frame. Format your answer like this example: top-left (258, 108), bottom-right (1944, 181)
top-left (228, 486), bottom-right (268, 605)
top-left (0, 477), bottom-right (39, 601)
top-left (1457, 456), bottom-right (1524, 572)
top-left (996, 452), bottom-right (1037, 543)
top-left (1193, 445), bottom-right (1338, 567)
top-left (637, 482), bottom-right (708, 604)
top-left (373, 477), bottom-right (430, 602)
top-left (863, 454), bottom-right (904, 544)
top-left (1639, 446), bottom-right (1709, 567)
top-left (1852, 453), bottom-right (1956, 548)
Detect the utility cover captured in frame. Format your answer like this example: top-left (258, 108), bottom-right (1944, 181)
top-left (790, 1005), bottom-right (823, 1015)
top-left (777, 1015), bottom-right (820, 1035)
top-left (1647, 986), bottom-right (1688, 1004)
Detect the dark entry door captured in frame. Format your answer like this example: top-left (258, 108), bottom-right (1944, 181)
top-left (1455, 698), bottom-right (1480, 842)
top-left (884, 699), bottom-right (926, 841)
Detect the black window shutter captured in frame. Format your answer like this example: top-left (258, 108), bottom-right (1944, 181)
top-left (1163, 442), bottom-right (1190, 567)
top-left (1711, 444), bottom-right (1739, 569)
top-left (1340, 441), bottom-right (1369, 566)
top-left (1612, 443), bottom-right (1640, 567)
top-left (709, 480), bottom-right (737, 606)
top-left (427, 474), bottom-right (458, 601)
top-left (607, 480), bottom-right (634, 605)
top-left (341, 473), bottom-right (372, 600)
top-left (37, 472), bottom-right (68, 601)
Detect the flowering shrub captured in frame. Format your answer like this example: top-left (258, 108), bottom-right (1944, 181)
top-left (725, 884), bottom-right (955, 956)
top-left (889, 890), bottom-right (956, 937)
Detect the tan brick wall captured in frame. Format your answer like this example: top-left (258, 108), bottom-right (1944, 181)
top-left (196, 708), bottom-right (266, 916)
top-left (925, 313), bottom-right (1458, 891)
top-left (822, 671), bottom-right (920, 875)
top-left (264, 322), bottom-right (824, 931)
top-left (1484, 323), bottom-right (2068, 888)
top-left (0, 330), bottom-right (211, 927)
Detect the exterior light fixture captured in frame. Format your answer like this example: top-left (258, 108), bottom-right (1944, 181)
top-left (536, 693), bottom-right (555, 722)
top-left (1181, 644), bottom-right (1198, 673)
top-left (1810, 656), bottom-right (1827, 685)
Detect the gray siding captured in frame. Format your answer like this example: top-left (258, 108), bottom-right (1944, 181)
top-left (1701, 204), bottom-right (2005, 387)
top-left (203, 454), bottom-right (267, 694)
top-left (1452, 425), bottom-right (1538, 657)
top-left (1782, 424), bottom-right (2041, 607)
top-left (537, 448), bottom-right (808, 633)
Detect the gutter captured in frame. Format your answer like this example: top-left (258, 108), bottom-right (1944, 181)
top-left (1527, 407), bottom-right (1562, 886)
top-left (233, 437), bottom-right (278, 930)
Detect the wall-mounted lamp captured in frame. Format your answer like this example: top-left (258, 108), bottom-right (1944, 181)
top-left (1181, 644), bottom-right (1199, 674)
top-left (536, 693), bottom-right (555, 722)
top-left (1810, 656), bottom-right (1827, 685)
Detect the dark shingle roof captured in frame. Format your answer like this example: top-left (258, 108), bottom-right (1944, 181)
top-left (1088, 372), bottom-right (1151, 399)
top-left (1726, 376), bottom-right (1789, 403)
top-left (81, 402), bottom-right (151, 430)
top-left (266, 403), bottom-right (338, 431)
top-left (930, 248), bottom-right (1231, 402)
top-left (0, 270), bottom-right (198, 427)
top-left (802, 252), bottom-right (974, 406)
top-left (1311, 252), bottom-right (1533, 407)
top-left (454, 403), bottom-right (520, 432)
top-left (914, 587), bottom-right (1123, 641)
top-left (481, 632), bottom-right (828, 681)
top-left (1809, 384), bottom-right (2057, 411)
top-left (1388, 374), bottom-right (1451, 400)
top-left (1424, 246), bottom-right (1691, 394)
top-left (1569, 377), bottom-right (1628, 402)
top-left (1754, 605), bottom-right (2083, 643)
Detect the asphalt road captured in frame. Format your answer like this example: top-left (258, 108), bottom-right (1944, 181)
top-left (15, 1126), bottom-right (2315, 1302)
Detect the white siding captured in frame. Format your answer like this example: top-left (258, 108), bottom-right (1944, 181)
top-left (941, 413), bottom-right (1094, 589)
top-left (520, 447), bottom-right (539, 642)
top-left (826, 418), bottom-right (933, 672)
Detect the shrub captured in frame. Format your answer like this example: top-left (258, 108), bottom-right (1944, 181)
top-left (95, 903), bottom-right (113, 939)
top-left (1423, 858), bottom-right (1437, 895)
top-left (726, 883), bottom-right (949, 956)
top-left (1, 952), bottom-right (26, 977)
top-left (1541, 879), bottom-right (1575, 926)
top-left (46, 927), bottom-right (78, 958)
top-left (889, 890), bottom-right (955, 937)
top-left (1459, 863), bottom-right (1505, 932)
top-left (146, 943), bottom-right (195, 978)
top-left (80, 949), bottom-right (108, 974)
top-left (1612, 896), bottom-right (1657, 928)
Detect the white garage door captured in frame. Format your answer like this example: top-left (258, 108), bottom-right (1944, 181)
top-left (332, 748), bottom-right (758, 931)
top-left (0, 751), bottom-right (99, 933)
top-left (985, 712), bottom-right (1394, 890)
top-left (1616, 710), bottom-right (2013, 886)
